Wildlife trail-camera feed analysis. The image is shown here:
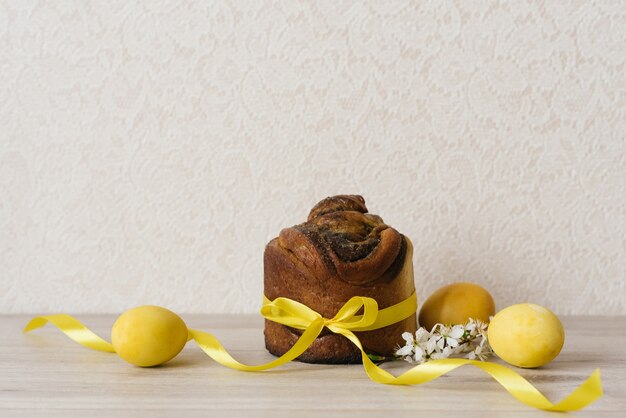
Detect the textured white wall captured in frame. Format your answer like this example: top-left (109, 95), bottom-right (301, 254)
top-left (1, 1), bottom-right (625, 315)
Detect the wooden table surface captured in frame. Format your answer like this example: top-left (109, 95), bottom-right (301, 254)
top-left (1, 314), bottom-right (623, 417)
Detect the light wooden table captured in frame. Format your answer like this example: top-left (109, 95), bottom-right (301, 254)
top-left (1, 314), bottom-right (623, 417)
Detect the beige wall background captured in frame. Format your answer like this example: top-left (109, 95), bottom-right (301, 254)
top-left (1, 1), bottom-right (625, 314)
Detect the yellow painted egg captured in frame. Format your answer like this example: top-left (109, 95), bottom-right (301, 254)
top-left (111, 306), bottom-right (188, 367)
top-left (488, 303), bottom-right (564, 368)
top-left (418, 282), bottom-right (495, 331)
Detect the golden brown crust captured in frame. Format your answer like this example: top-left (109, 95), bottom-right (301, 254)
top-left (263, 195), bottom-right (417, 363)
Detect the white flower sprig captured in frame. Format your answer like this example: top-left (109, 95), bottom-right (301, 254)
top-left (395, 318), bottom-right (492, 364)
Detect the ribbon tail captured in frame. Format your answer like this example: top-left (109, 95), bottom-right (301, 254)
top-left (336, 328), bottom-right (602, 412)
top-left (24, 314), bottom-right (115, 353)
top-left (547, 368), bottom-right (603, 412)
top-left (470, 360), bottom-right (560, 410)
top-left (189, 317), bottom-right (325, 372)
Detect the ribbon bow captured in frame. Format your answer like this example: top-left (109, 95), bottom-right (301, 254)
top-left (24, 292), bottom-right (602, 412)
top-left (190, 294), bottom-right (389, 372)
top-left (260, 294), bottom-right (379, 331)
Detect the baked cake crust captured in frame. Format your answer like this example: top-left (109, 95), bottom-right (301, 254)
top-left (263, 195), bottom-right (417, 364)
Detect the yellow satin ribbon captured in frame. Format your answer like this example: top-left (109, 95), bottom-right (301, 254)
top-left (24, 291), bottom-right (602, 412)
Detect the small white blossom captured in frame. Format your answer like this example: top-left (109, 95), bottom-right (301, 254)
top-left (431, 346), bottom-right (454, 360)
top-left (449, 325), bottom-right (465, 339)
top-left (414, 328), bottom-right (429, 343)
top-left (413, 346), bottom-right (425, 362)
top-left (394, 318), bottom-right (493, 364)
top-left (395, 343), bottom-right (414, 357)
top-left (426, 335), bottom-right (439, 353)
